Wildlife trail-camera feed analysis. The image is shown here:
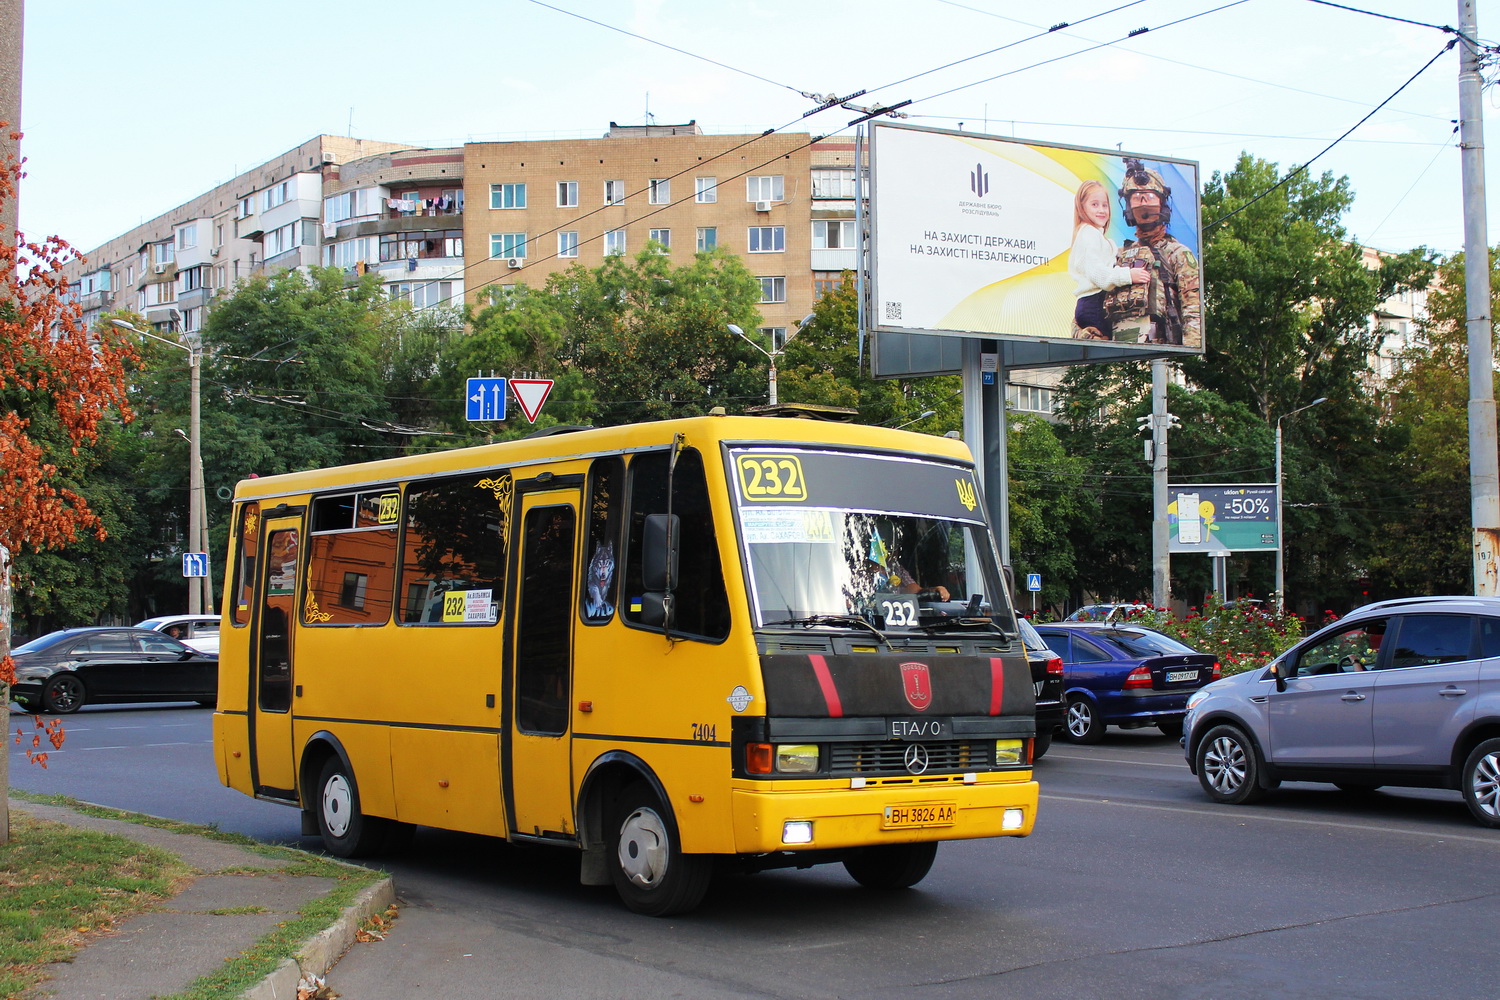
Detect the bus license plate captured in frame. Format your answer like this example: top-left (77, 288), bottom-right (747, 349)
top-left (882, 803), bottom-right (957, 829)
top-left (1166, 669), bottom-right (1198, 683)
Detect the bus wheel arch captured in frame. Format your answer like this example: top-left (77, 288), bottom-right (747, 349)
top-left (299, 733), bottom-right (412, 857)
top-left (576, 754), bottom-right (678, 887)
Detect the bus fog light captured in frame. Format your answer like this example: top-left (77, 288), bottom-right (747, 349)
top-left (782, 820), bottom-right (814, 844)
top-left (776, 744), bottom-right (819, 773)
top-left (1002, 808), bottom-right (1025, 830)
top-left (994, 739), bottom-right (1023, 765)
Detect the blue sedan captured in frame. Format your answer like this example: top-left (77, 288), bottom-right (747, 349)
top-left (1032, 623), bottom-right (1220, 743)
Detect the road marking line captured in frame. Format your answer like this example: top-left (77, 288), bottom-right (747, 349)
top-left (1040, 792), bottom-right (1500, 845)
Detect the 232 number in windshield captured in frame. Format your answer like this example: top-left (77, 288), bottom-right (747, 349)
top-left (737, 455), bottom-right (807, 501)
top-left (879, 597), bottom-right (920, 627)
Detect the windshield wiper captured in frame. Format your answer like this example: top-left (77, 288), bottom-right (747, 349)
top-left (763, 615), bottom-right (891, 648)
top-left (917, 616), bottom-right (1008, 635)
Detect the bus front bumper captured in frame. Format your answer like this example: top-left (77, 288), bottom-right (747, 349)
top-left (729, 774), bottom-right (1038, 854)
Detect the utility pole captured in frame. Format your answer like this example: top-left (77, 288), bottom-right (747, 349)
top-left (1459, 0), bottom-right (1499, 595)
top-left (1150, 360), bottom-right (1171, 609)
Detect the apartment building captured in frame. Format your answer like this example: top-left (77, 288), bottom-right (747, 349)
top-left (65, 136), bottom-right (418, 335)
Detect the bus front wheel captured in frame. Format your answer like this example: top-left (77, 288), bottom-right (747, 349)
top-left (843, 842), bottom-right (938, 890)
top-left (608, 782), bottom-right (712, 916)
top-left (315, 757), bottom-right (390, 858)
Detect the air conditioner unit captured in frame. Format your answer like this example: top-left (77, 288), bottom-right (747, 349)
top-left (755, 200), bottom-right (773, 213)
top-left (153, 263), bottom-right (167, 274)
top-left (506, 257), bottom-right (523, 269)
top-left (209, 247), bottom-right (220, 257)
top-left (321, 151), bottom-right (337, 164)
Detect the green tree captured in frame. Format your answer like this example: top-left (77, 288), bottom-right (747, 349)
top-left (1006, 414), bottom-right (1095, 611)
top-left (1367, 247), bottom-right (1500, 594)
top-left (447, 248), bottom-right (767, 431)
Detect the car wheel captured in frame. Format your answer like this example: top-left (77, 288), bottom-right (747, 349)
top-left (1062, 696), bottom-right (1104, 744)
top-left (609, 781), bottom-right (712, 916)
top-left (1157, 717), bottom-right (1185, 740)
top-left (41, 674), bottom-right (86, 714)
top-left (843, 842), bottom-right (939, 890)
top-left (1195, 724), bottom-right (1267, 805)
top-left (1461, 738), bottom-right (1500, 828)
top-left (1032, 731), bottom-right (1053, 760)
top-left (315, 756), bottom-right (392, 858)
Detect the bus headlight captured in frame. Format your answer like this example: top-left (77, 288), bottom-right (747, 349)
top-left (776, 744), bottom-right (819, 773)
top-left (994, 739), bottom-right (1024, 765)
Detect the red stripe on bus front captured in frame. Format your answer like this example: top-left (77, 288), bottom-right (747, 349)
top-left (807, 654), bottom-right (844, 718)
top-left (990, 657), bottom-right (1005, 715)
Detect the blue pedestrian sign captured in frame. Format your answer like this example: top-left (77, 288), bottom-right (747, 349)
top-left (1026, 573), bottom-right (1041, 592)
top-left (466, 378), bottom-right (507, 422)
top-left (183, 552), bottom-right (209, 578)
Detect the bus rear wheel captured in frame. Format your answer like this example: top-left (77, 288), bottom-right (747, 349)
top-left (608, 782), bottom-right (712, 916)
top-left (315, 757), bottom-right (395, 858)
top-left (843, 842), bottom-right (939, 890)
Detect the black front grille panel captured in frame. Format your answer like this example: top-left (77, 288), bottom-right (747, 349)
top-left (828, 739), bottom-right (993, 776)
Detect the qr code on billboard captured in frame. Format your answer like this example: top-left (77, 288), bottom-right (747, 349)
top-left (884, 301), bottom-right (902, 321)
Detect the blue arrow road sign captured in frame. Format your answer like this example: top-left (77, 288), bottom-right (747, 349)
top-left (466, 378), bottom-right (507, 421)
top-left (183, 552), bottom-right (209, 578)
top-left (1027, 573), bottom-right (1041, 592)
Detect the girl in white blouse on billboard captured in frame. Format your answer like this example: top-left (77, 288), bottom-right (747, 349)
top-left (1068, 179), bottom-right (1149, 339)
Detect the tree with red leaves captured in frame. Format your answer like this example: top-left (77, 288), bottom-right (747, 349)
top-left (1, 124), bottom-right (136, 841)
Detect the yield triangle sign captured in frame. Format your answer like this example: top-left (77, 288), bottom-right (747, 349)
top-left (510, 378), bottom-right (554, 423)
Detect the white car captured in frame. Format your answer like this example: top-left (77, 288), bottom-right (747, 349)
top-left (135, 615), bottom-right (222, 655)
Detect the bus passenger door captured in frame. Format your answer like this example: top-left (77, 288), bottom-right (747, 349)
top-left (251, 515), bottom-right (302, 799)
top-left (507, 490), bottom-right (580, 839)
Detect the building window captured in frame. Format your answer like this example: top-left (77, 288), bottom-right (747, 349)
top-left (649, 229), bottom-right (670, 251)
top-left (649, 178), bottom-right (670, 204)
top-left (152, 243), bottom-right (175, 265)
top-left (557, 181), bottom-right (578, 208)
top-left (490, 233), bottom-right (528, 259)
top-left (604, 180), bottom-right (626, 205)
top-left (813, 219), bottom-right (856, 249)
top-left (695, 177), bottom-right (717, 203)
top-left (490, 183), bottom-right (527, 210)
top-left (758, 276), bottom-right (786, 303)
top-left (236, 197), bottom-right (254, 220)
top-left (176, 224), bottom-right (197, 251)
top-left (746, 175), bottom-right (784, 202)
top-left (696, 227), bottom-right (717, 252)
top-left (262, 181), bottom-right (289, 212)
top-left (177, 266), bottom-right (202, 293)
top-left (812, 168), bottom-right (857, 199)
top-left (813, 273), bottom-right (846, 298)
top-left (182, 307), bottom-right (201, 333)
top-left (1007, 384), bottom-right (1056, 414)
top-left (604, 229), bottom-right (627, 256)
top-left (760, 327), bottom-right (788, 350)
top-left (748, 226), bottom-right (785, 253)
top-left (558, 231), bottom-right (579, 258)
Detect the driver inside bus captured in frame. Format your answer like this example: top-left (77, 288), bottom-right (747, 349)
top-left (865, 524), bottom-right (950, 602)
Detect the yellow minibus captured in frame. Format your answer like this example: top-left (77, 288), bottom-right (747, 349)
top-left (213, 413), bottom-right (1039, 914)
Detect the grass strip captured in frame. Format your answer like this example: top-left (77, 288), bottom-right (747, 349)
top-left (0, 812), bottom-right (193, 999)
top-left (6, 792), bottom-right (389, 1000)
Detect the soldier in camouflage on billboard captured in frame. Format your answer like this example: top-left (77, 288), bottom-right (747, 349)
top-left (1102, 159), bottom-right (1201, 348)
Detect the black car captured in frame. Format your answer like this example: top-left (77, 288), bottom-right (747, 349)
top-left (1017, 617), bottom-right (1065, 758)
top-left (8, 627), bottom-right (218, 714)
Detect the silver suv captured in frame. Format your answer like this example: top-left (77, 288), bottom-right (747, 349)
top-left (1183, 596), bottom-right (1500, 827)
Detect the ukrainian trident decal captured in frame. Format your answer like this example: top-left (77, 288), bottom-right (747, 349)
top-left (956, 478), bottom-right (977, 512)
top-left (901, 661), bottom-right (933, 711)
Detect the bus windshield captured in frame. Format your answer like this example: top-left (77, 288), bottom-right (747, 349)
top-left (729, 448), bottom-right (1011, 632)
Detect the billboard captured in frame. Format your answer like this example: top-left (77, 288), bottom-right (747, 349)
top-left (1169, 485), bottom-right (1278, 554)
top-left (870, 123), bottom-right (1202, 356)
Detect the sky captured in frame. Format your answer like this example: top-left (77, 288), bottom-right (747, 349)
top-left (13, 0), bottom-right (1499, 260)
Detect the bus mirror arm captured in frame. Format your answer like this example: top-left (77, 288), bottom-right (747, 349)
top-left (643, 514), bottom-right (680, 591)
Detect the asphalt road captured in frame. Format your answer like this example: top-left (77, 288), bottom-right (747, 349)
top-left (10, 703), bottom-right (1498, 999)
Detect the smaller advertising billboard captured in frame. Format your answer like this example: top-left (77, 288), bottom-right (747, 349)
top-left (1169, 485), bottom-right (1278, 554)
top-left (870, 123), bottom-right (1202, 355)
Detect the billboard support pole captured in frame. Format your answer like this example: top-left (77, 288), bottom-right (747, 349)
top-left (1151, 360), bottom-right (1170, 610)
top-left (964, 338), bottom-right (1010, 569)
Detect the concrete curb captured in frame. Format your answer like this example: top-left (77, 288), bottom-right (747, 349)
top-left (241, 876), bottom-right (396, 1000)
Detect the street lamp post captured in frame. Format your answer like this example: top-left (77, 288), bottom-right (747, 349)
top-left (1275, 397), bottom-right (1327, 615)
top-left (111, 319), bottom-right (210, 615)
top-left (729, 315), bottom-right (815, 407)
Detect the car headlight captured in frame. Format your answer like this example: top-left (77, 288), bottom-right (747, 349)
top-left (1185, 688), bottom-right (1210, 712)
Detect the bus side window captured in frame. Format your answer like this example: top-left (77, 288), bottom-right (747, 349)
top-left (581, 457), bottom-right (623, 624)
top-left (231, 502), bottom-right (261, 627)
top-left (399, 472), bottom-right (510, 625)
top-left (622, 449), bottom-right (730, 641)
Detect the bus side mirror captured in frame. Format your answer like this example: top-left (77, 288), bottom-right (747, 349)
top-left (640, 513), bottom-right (680, 628)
